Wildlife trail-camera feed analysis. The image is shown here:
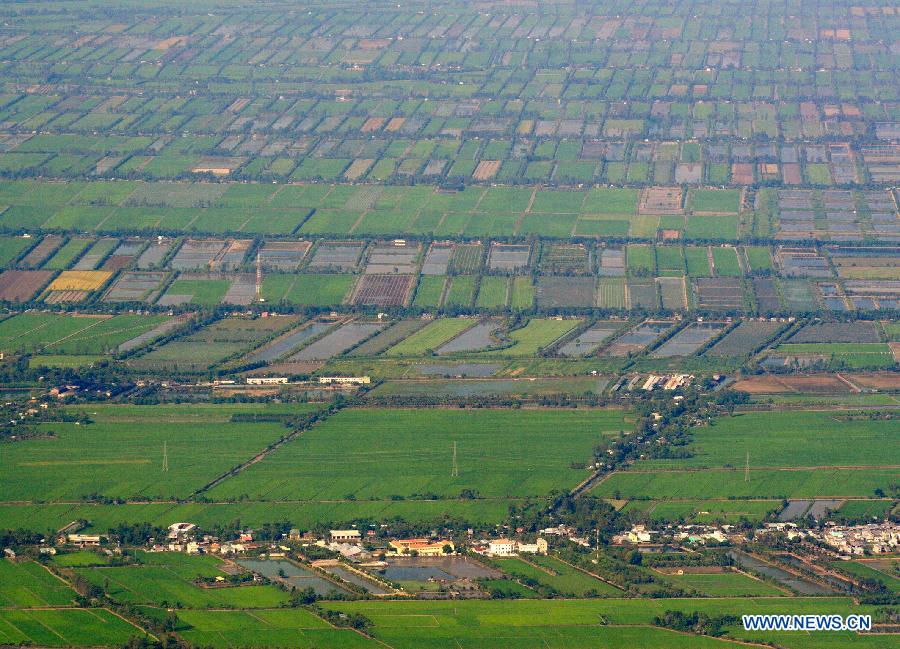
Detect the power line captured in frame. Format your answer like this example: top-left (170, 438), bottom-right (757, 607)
top-left (451, 441), bottom-right (458, 478)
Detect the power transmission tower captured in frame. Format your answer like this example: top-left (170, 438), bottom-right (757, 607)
top-left (255, 250), bottom-right (263, 302)
top-left (451, 441), bottom-right (458, 478)
top-left (162, 441), bottom-right (168, 472)
top-left (745, 451), bottom-right (749, 483)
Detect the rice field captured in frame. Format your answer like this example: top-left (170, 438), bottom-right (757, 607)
top-left (384, 318), bottom-right (474, 356)
top-left (208, 408), bottom-right (628, 501)
top-left (477, 318), bottom-right (580, 357)
top-left (1, 403), bottom-right (321, 501)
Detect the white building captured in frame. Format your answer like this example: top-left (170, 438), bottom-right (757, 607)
top-left (318, 376), bottom-right (371, 385)
top-left (330, 529), bottom-right (361, 542)
top-left (485, 538), bottom-right (547, 556)
top-left (488, 539), bottom-right (517, 556)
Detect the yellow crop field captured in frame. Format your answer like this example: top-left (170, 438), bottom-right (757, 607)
top-left (48, 271), bottom-right (112, 292)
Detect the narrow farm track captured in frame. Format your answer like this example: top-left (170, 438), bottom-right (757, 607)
top-left (551, 556), bottom-right (625, 592)
top-left (187, 407), bottom-right (342, 498)
top-left (834, 373), bottom-right (862, 392)
top-left (611, 464), bottom-right (900, 473)
top-left (0, 496), bottom-right (529, 506)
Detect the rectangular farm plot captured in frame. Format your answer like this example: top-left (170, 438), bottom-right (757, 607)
top-left (626, 245), bottom-right (655, 274)
top-left (832, 255), bottom-right (900, 280)
top-left (642, 410), bottom-right (899, 471)
top-left (659, 570), bottom-right (785, 597)
top-left (711, 246), bottom-right (742, 276)
top-left (0, 313), bottom-right (106, 354)
top-left (596, 277), bottom-right (626, 308)
top-left (638, 187), bottom-right (684, 214)
top-left (351, 274), bottom-right (415, 307)
top-left (104, 271), bottom-right (168, 302)
top-left (0, 236), bottom-right (34, 266)
top-left (449, 243), bottom-right (483, 274)
top-left (168, 239), bottom-right (226, 270)
top-left (626, 279), bottom-right (659, 310)
top-left (412, 275), bottom-right (445, 308)
top-left (753, 278), bottom-right (782, 312)
top-left (0, 270), bottom-right (53, 301)
top-left (41, 237), bottom-right (93, 270)
top-left (493, 556), bottom-right (620, 597)
top-left (657, 276), bottom-right (687, 310)
top-left (0, 608), bottom-right (142, 647)
top-left (30, 315), bottom-right (170, 356)
top-left (131, 317), bottom-right (294, 372)
top-left (243, 321), bottom-right (333, 365)
top-left (421, 242), bottom-right (453, 275)
top-left (705, 321), bottom-right (783, 357)
top-left (475, 276), bottom-right (509, 308)
top-left (473, 160), bottom-right (501, 180)
top-left (384, 318), bottom-right (475, 356)
top-left (788, 321), bottom-right (882, 343)
top-left (535, 276), bottom-right (595, 308)
top-left (603, 321), bottom-right (673, 356)
top-left (745, 246), bottom-right (774, 272)
top-left (217, 239), bottom-right (253, 270)
top-left (693, 278), bottom-right (745, 311)
top-left (43, 291), bottom-right (90, 305)
top-left (262, 274), bottom-right (354, 307)
top-left (477, 318), bottom-right (580, 357)
top-left (510, 277), bottom-right (534, 310)
top-left (593, 467), bottom-right (896, 500)
top-left (1, 403), bottom-right (318, 501)
top-left (557, 322), bottom-right (624, 357)
top-left (685, 215), bottom-right (739, 240)
top-left (651, 322), bottom-right (726, 357)
top-left (289, 322), bottom-right (384, 361)
top-left (690, 189), bottom-right (741, 214)
top-left (158, 275), bottom-right (231, 307)
top-left (487, 243), bottom-right (530, 271)
top-left (349, 320), bottom-right (427, 357)
top-left (363, 241), bottom-right (419, 274)
top-left (539, 243), bottom-right (591, 274)
top-left (307, 241), bottom-right (364, 271)
top-left (0, 559), bottom-right (77, 606)
top-left (207, 408), bottom-right (628, 501)
top-left (684, 246), bottom-right (712, 276)
top-left (135, 239), bottom-right (174, 269)
top-left (778, 249), bottom-right (832, 278)
top-left (174, 609), bottom-right (372, 649)
top-left (444, 276), bottom-right (476, 308)
top-left (435, 320), bottom-right (501, 355)
top-left (18, 235), bottom-right (63, 269)
top-left (71, 552), bottom-right (289, 609)
top-left (257, 241), bottom-right (311, 271)
top-left (781, 279), bottom-right (819, 311)
top-left (772, 343), bottom-right (894, 369)
top-left (598, 247), bottom-right (625, 277)
top-left (221, 274), bottom-right (257, 305)
top-left (44, 271), bottom-right (112, 301)
top-left (582, 188), bottom-right (639, 215)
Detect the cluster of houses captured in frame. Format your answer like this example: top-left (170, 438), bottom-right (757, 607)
top-left (762, 522), bottom-right (899, 557)
top-left (611, 373), bottom-right (696, 393)
top-left (610, 521), bottom-right (900, 558)
top-left (612, 524), bottom-right (736, 547)
top-left (54, 523), bottom-right (556, 564)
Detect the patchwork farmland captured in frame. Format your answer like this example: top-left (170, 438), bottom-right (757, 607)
top-left (0, 0), bottom-right (896, 647)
